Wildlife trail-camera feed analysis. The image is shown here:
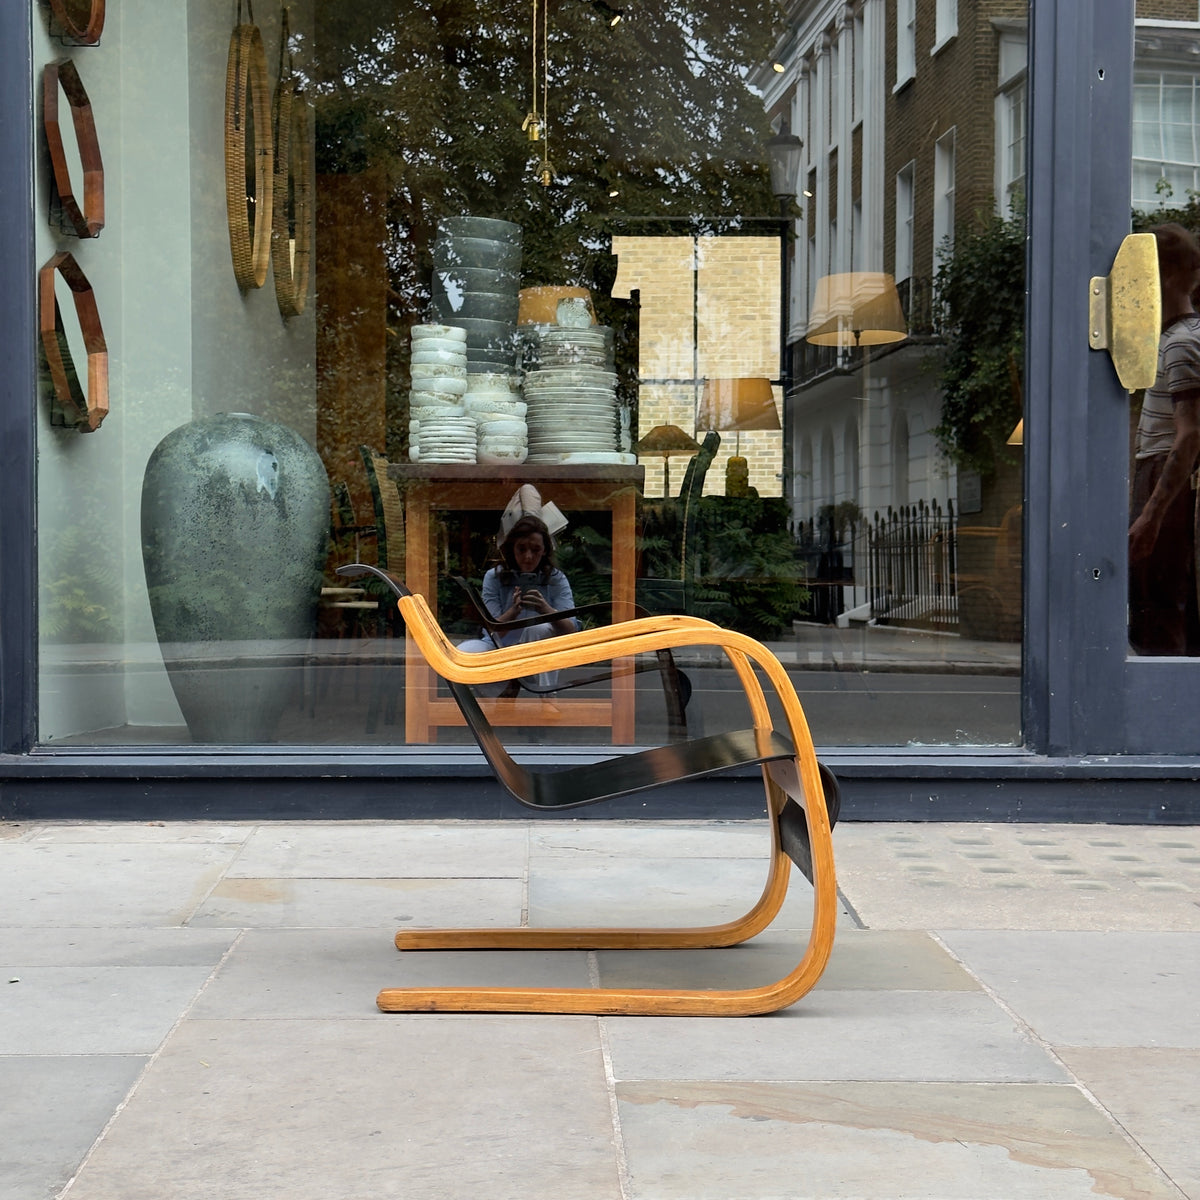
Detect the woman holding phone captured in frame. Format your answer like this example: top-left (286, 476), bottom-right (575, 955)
top-left (457, 514), bottom-right (579, 690)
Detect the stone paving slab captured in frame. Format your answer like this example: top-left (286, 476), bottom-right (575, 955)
top-left (189, 875), bottom-right (525, 930)
top-left (596, 929), bottom-right (981, 993)
top-left (1057, 1048), bottom-right (1200, 1199)
top-left (833, 823), bottom-right (1200, 931)
top-left (0, 964), bottom-right (220, 1055)
top-left (227, 821), bottom-right (530, 879)
top-left (62, 1017), bottom-right (622, 1200)
top-left (0, 928), bottom-right (238, 968)
top-left (188, 930), bottom-right (592, 1019)
top-left (937, 931), bottom-right (1200, 1048)
top-left (0, 843), bottom-right (241, 928)
top-left (529, 820), bottom-right (773, 859)
top-left (16, 823), bottom-right (250, 845)
top-left (605, 991), bottom-right (1068, 1083)
top-left (528, 856), bottom-right (845, 931)
top-left (614, 1080), bottom-right (1181, 1199)
top-left (0, 1056), bottom-right (146, 1200)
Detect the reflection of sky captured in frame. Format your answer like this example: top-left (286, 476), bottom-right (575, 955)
top-left (436, 273), bottom-right (465, 312)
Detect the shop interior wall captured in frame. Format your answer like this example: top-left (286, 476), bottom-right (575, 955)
top-left (36, 0), bottom-right (316, 740)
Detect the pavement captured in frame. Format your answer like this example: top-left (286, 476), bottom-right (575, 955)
top-left (3, 816), bottom-right (1198, 1200)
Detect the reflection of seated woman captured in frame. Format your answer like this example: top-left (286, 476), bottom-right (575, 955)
top-left (458, 515), bottom-right (579, 689)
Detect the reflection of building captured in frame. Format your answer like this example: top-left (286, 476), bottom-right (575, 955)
top-left (611, 235), bottom-right (783, 497)
top-left (759, 1), bottom-right (1028, 544)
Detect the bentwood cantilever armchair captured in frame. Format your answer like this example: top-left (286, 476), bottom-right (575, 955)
top-left (338, 563), bottom-right (839, 1018)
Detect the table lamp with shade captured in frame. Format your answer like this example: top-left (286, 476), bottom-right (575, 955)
top-left (632, 424), bottom-right (701, 498)
top-left (696, 377), bottom-right (781, 495)
top-left (805, 272), bottom-right (908, 349)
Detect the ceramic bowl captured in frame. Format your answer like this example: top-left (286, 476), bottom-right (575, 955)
top-left (433, 238), bottom-right (522, 272)
top-left (434, 267), bottom-right (520, 296)
top-left (411, 346), bottom-right (469, 368)
top-left (438, 216), bottom-right (523, 244)
top-left (411, 361), bottom-right (467, 380)
top-left (411, 323), bottom-right (467, 343)
top-left (434, 289), bottom-right (520, 324)
top-left (411, 376), bottom-right (468, 396)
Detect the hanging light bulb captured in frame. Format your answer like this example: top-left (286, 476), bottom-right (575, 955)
top-left (523, 0), bottom-right (542, 142)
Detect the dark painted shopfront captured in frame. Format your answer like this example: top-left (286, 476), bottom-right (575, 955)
top-left (2, 0), bottom-right (1198, 820)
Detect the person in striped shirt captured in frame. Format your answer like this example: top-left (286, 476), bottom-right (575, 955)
top-left (1129, 222), bottom-right (1200, 654)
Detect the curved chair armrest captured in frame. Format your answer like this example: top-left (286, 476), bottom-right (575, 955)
top-left (341, 563), bottom-right (719, 672)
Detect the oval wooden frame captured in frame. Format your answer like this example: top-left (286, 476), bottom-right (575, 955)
top-left (48, 0), bottom-right (105, 45)
top-left (43, 59), bottom-right (104, 239)
top-left (271, 78), bottom-right (313, 317)
top-left (224, 23), bottom-right (273, 290)
top-left (39, 251), bottom-right (109, 433)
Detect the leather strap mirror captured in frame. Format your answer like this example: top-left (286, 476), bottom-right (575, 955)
top-left (48, 0), bottom-right (105, 45)
top-left (43, 59), bottom-right (104, 238)
top-left (39, 252), bottom-right (109, 433)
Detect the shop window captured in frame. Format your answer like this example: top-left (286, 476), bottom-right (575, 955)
top-left (934, 0), bottom-right (958, 53)
top-left (30, 0), bottom-right (1023, 755)
top-left (896, 0), bottom-right (916, 89)
top-left (895, 161), bottom-right (915, 282)
top-left (934, 128), bottom-right (956, 261)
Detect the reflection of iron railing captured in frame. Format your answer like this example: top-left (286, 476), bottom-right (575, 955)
top-left (795, 515), bottom-right (861, 624)
top-left (867, 500), bottom-right (958, 628)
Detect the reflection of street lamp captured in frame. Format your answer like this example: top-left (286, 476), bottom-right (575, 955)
top-left (766, 133), bottom-right (803, 506)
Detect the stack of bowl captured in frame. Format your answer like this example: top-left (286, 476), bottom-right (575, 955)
top-left (430, 217), bottom-right (522, 375)
top-left (408, 324), bottom-right (476, 463)
top-left (464, 373), bottom-right (528, 466)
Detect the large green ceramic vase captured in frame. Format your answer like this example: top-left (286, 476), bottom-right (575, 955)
top-left (141, 412), bottom-right (330, 742)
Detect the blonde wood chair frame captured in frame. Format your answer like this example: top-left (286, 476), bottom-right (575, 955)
top-left (338, 564), bottom-right (838, 1017)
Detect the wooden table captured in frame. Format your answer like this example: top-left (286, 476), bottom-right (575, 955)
top-left (389, 463), bottom-right (645, 743)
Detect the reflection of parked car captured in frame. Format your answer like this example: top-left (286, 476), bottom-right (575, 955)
top-left (956, 504), bottom-right (1023, 642)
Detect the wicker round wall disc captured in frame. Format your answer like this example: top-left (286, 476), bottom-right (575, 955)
top-left (224, 22), bottom-right (273, 290)
top-left (271, 79), bottom-right (313, 317)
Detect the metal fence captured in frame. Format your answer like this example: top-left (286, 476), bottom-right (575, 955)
top-left (866, 500), bottom-right (958, 628)
top-left (796, 498), bottom-right (960, 629)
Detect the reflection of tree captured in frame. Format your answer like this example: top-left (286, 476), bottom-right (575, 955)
top-left (933, 203), bottom-right (1025, 477)
top-left (309, 0), bottom-right (781, 317)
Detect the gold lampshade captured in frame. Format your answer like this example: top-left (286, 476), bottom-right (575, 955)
top-left (696, 377), bottom-right (781, 433)
top-left (632, 424), bottom-right (701, 498)
top-left (806, 272), bottom-right (908, 347)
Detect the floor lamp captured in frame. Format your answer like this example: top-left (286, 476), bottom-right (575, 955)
top-left (696, 377), bottom-right (782, 495)
top-left (632, 424), bottom-right (701, 498)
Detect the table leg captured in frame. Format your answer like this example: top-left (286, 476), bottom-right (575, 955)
top-left (611, 487), bottom-right (636, 743)
top-left (404, 484), bottom-right (435, 744)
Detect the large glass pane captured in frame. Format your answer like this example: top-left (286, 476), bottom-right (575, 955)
top-left (1129, 4), bottom-right (1200, 657)
top-left (34, 0), bottom-right (1026, 751)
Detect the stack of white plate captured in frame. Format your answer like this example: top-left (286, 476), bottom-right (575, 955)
top-left (409, 324), bottom-right (474, 462)
top-left (465, 373), bottom-right (528, 465)
top-left (409, 411), bottom-right (478, 463)
top-left (522, 327), bottom-right (621, 464)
